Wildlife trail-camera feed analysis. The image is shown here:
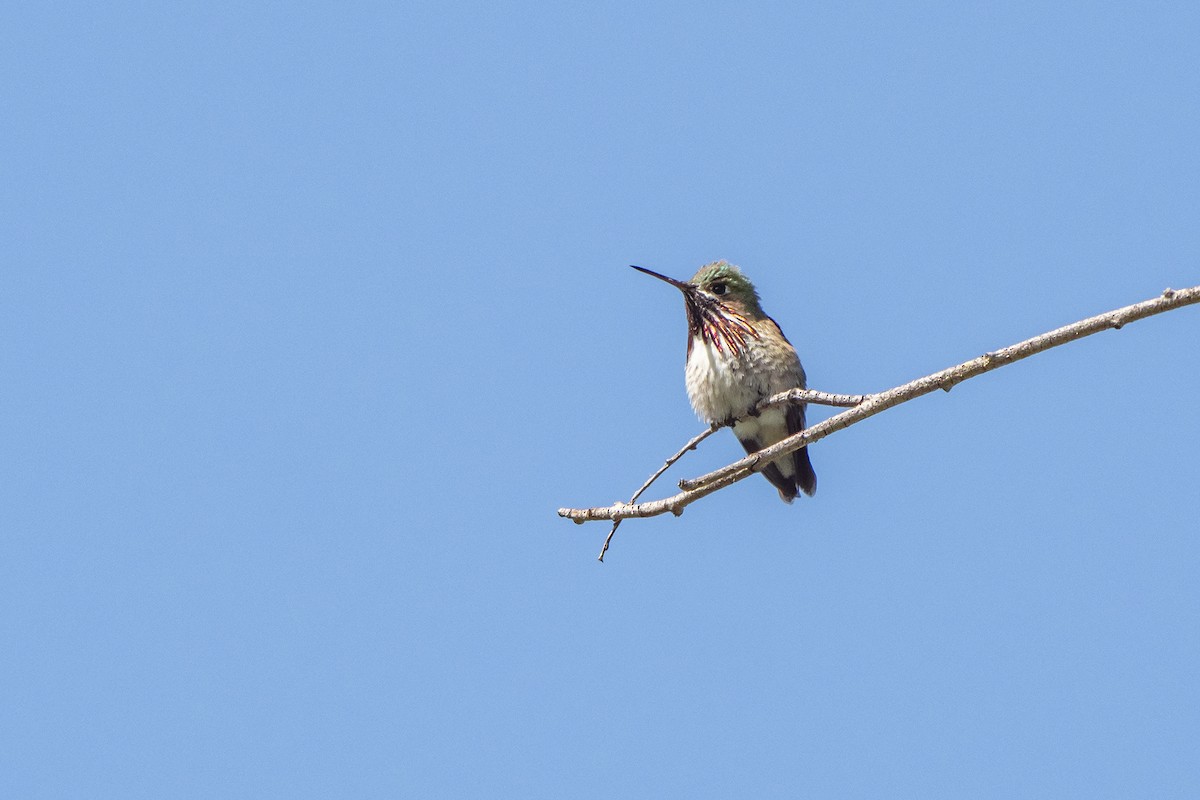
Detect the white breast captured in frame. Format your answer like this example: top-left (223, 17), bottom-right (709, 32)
top-left (685, 337), bottom-right (772, 424)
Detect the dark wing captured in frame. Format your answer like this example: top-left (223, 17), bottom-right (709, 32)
top-left (764, 315), bottom-right (816, 497)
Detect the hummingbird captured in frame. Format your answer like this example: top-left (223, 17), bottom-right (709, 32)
top-left (632, 261), bottom-right (817, 502)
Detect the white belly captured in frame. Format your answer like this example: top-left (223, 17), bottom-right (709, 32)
top-left (684, 336), bottom-right (803, 424)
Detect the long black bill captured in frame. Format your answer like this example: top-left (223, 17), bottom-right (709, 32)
top-left (630, 264), bottom-right (757, 357)
top-left (630, 265), bottom-right (692, 292)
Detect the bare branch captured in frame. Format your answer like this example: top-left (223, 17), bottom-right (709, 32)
top-left (559, 286), bottom-right (1200, 526)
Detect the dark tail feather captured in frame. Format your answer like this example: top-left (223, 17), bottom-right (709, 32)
top-left (787, 403), bottom-right (817, 498)
top-left (794, 446), bottom-right (817, 497)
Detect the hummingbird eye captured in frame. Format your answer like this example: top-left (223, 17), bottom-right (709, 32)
top-left (710, 282), bottom-right (728, 296)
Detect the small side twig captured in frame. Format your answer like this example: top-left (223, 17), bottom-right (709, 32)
top-left (758, 388), bottom-right (868, 409)
top-left (596, 424), bottom-right (720, 561)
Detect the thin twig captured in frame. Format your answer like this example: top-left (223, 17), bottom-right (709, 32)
top-left (559, 285), bottom-right (1199, 525)
top-left (596, 424), bottom-right (720, 561)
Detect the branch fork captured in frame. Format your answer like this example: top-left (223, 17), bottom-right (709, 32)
top-left (561, 286), bottom-right (1200, 560)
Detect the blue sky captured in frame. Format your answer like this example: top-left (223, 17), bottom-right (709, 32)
top-left (3, 1), bottom-right (1199, 797)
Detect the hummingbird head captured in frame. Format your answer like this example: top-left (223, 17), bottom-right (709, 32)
top-left (631, 261), bottom-right (765, 356)
top-left (687, 261), bottom-right (765, 318)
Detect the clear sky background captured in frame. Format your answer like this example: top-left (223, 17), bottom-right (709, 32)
top-left (3, 2), bottom-right (1199, 797)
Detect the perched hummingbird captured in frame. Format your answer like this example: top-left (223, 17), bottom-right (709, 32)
top-left (632, 261), bottom-right (817, 502)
